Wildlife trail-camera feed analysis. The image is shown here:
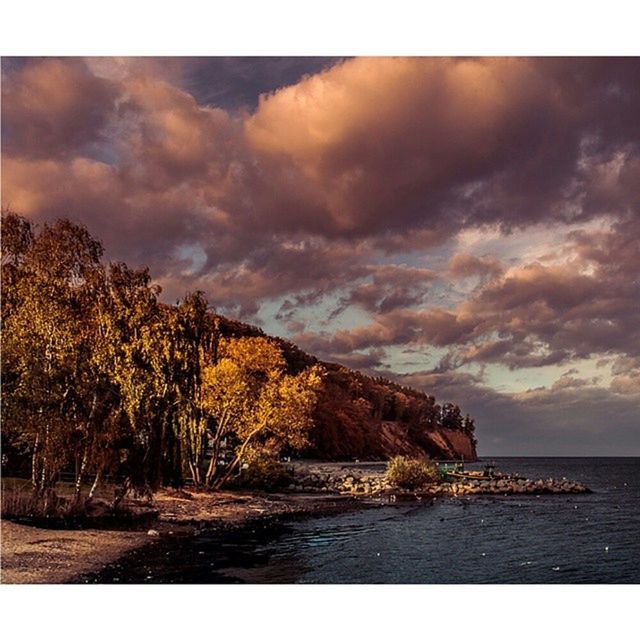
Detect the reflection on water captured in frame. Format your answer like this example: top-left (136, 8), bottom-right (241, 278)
top-left (88, 458), bottom-right (640, 584)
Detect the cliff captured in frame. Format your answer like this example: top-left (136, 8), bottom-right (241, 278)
top-left (215, 316), bottom-right (478, 461)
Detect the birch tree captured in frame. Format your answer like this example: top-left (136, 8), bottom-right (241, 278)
top-left (201, 337), bottom-right (323, 489)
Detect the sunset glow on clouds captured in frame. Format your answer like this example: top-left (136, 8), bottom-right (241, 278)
top-left (2, 56), bottom-right (639, 454)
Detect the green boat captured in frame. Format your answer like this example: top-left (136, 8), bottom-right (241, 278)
top-left (438, 461), bottom-right (521, 482)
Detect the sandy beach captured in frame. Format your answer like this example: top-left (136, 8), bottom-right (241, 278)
top-left (1, 520), bottom-right (148, 584)
top-left (1, 489), bottom-right (364, 584)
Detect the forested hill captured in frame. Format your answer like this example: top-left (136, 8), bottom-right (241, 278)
top-left (2, 212), bottom-right (476, 500)
top-left (215, 316), bottom-right (478, 461)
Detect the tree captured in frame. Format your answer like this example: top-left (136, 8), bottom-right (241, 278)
top-left (201, 337), bottom-right (323, 489)
top-left (440, 402), bottom-right (463, 430)
top-left (159, 292), bottom-right (218, 487)
top-left (88, 261), bottom-right (165, 504)
top-left (1, 215), bottom-right (104, 506)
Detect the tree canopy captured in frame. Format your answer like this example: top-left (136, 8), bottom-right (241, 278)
top-left (1, 211), bottom-right (476, 507)
top-left (1, 212), bottom-right (323, 503)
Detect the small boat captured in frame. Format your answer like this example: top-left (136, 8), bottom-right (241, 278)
top-left (439, 461), bottom-right (521, 482)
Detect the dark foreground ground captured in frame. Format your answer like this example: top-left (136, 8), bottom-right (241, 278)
top-left (1, 489), bottom-right (368, 583)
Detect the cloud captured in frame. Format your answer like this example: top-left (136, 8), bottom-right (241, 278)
top-left (4, 57), bottom-right (640, 288)
top-left (392, 369), bottom-right (640, 456)
top-left (2, 59), bottom-right (119, 160)
top-left (609, 355), bottom-right (640, 395)
top-left (329, 264), bottom-right (437, 317)
top-left (246, 57), bottom-right (640, 240)
top-left (2, 57), bottom-right (639, 456)
top-left (448, 253), bottom-right (504, 280)
top-left (295, 216), bottom-right (640, 374)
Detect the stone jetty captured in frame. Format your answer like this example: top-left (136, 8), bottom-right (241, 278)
top-left (285, 462), bottom-right (590, 497)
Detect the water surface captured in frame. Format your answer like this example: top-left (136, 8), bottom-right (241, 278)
top-left (90, 458), bottom-right (640, 584)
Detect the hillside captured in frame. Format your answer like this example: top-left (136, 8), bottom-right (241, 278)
top-left (215, 315), bottom-right (478, 461)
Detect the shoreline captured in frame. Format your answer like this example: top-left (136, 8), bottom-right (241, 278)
top-left (1, 464), bottom-right (591, 584)
top-left (1, 489), bottom-right (374, 584)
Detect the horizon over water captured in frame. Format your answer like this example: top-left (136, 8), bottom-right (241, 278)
top-left (88, 457), bottom-right (640, 584)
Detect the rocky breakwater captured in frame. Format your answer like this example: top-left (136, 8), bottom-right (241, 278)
top-left (440, 476), bottom-right (591, 496)
top-left (287, 463), bottom-right (389, 495)
top-left (430, 478), bottom-right (591, 495)
top-left (286, 463), bottom-right (590, 497)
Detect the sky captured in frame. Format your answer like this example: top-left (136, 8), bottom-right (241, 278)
top-left (2, 56), bottom-right (639, 456)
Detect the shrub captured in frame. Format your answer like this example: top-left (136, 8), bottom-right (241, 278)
top-left (1, 486), bottom-right (69, 519)
top-left (234, 454), bottom-right (293, 491)
top-left (1, 484), bottom-right (159, 530)
top-left (385, 456), bottom-right (441, 489)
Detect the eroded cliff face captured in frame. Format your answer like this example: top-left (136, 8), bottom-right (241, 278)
top-left (216, 316), bottom-right (478, 461)
top-left (421, 429), bottom-right (477, 461)
top-left (307, 364), bottom-right (477, 461)
top-left (378, 423), bottom-right (476, 460)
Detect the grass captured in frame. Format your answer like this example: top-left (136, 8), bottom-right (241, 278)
top-left (1, 478), bottom-right (158, 530)
top-left (2, 485), bottom-right (73, 519)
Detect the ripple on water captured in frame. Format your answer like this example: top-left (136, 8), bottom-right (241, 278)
top-left (86, 458), bottom-right (640, 584)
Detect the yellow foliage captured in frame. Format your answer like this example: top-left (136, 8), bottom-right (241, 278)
top-left (219, 336), bottom-right (286, 374)
top-left (201, 336), bottom-right (323, 488)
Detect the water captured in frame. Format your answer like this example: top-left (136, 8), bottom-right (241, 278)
top-left (88, 458), bottom-right (640, 583)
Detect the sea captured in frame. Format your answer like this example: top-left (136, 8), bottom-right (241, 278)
top-left (87, 457), bottom-right (640, 584)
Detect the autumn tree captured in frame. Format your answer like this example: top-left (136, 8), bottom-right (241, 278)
top-left (1, 213), bottom-right (167, 506)
top-left (158, 292), bottom-right (218, 487)
top-left (201, 336), bottom-right (323, 489)
top-left (1, 214), bottom-right (104, 505)
top-left (87, 261), bottom-right (166, 503)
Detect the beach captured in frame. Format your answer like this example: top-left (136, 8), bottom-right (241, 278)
top-left (1, 488), bottom-right (365, 584)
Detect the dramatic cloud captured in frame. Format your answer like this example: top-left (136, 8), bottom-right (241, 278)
top-left (2, 59), bottom-right (119, 159)
top-left (246, 57), bottom-right (640, 238)
top-left (2, 56), bottom-right (639, 454)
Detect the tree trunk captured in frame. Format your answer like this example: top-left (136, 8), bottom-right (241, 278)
top-left (111, 477), bottom-right (131, 511)
top-left (74, 446), bottom-right (89, 504)
top-left (211, 456), bottom-right (240, 490)
top-left (210, 424), bottom-right (264, 490)
top-left (188, 459), bottom-right (201, 488)
top-left (31, 432), bottom-right (40, 493)
top-left (74, 391), bottom-right (98, 503)
top-left (36, 423), bottom-right (52, 496)
top-left (85, 470), bottom-right (102, 505)
top-left (204, 452), bottom-right (218, 488)
top-left (204, 431), bottom-right (223, 487)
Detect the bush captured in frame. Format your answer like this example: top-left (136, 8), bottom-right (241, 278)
top-left (385, 456), bottom-right (441, 489)
top-left (234, 454), bottom-right (293, 491)
top-left (1, 486), bottom-right (68, 519)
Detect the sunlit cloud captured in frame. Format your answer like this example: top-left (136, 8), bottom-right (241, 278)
top-left (2, 56), bottom-right (639, 453)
